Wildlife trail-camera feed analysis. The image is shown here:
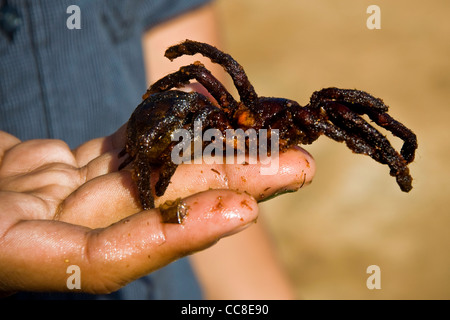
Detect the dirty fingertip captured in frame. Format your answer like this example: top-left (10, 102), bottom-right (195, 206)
top-left (164, 190), bottom-right (258, 242)
top-left (188, 189), bottom-right (257, 223)
top-left (267, 146), bottom-right (316, 196)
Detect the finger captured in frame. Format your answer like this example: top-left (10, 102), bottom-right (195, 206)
top-left (73, 124), bottom-right (127, 167)
top-left (0, 189), bottom-right (257, 294)
top-left (0, 131), bottom-right (21, 163)
top-left (59, 146), bottom-right (314, 228)
top-left (84, 190), bottom-right (258, 293)
top-left (160, 146), bottom-right (316, 204)
top-left (0, 163), bottom-right (83, 217)
top-left (0, 139), bottom-right (77, 178)
top-left (57, 170), bottom-right (140, 228)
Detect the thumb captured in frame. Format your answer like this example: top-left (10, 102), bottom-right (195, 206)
top-left (82, 189), bottom-right (258, 293)
top-left (0, 190), bottom-right (257, 294)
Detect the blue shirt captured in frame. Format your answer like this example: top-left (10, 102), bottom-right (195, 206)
top-left (1, 0), bottom-right (212, 299)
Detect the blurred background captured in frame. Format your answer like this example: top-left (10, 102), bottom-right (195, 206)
top-left (213, 0), bottom-right (450, 299)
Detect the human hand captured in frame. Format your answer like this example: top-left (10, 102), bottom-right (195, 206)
top-left (0, 127), bottom-right (314, 294)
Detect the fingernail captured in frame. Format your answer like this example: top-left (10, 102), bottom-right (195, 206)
top-left (257, 188), bottom-right (297, 203)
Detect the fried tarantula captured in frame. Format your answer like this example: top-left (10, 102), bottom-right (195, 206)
top-left (119, 40), bottom-right (417, 212)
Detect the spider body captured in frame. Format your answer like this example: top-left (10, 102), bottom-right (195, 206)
top-left (119, 40), bottom-right (417, 211)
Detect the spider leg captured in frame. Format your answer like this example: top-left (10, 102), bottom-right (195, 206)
top-left (134, 151), bottom-right (155, 210)
top-left (308, 95), bottom-right (414, 192)
top-left (144, 63), bottom-right (238, 114)
top-left (164, 40), bottom-right (258, 108)
top-left (154, 158), bottom-right (178, 198)
top-left (311, 88), bottom-right (417, 163)
top-left (269, 103), bottom-right (370, 155)
top-left (118, 152), bottom-right (134, 170)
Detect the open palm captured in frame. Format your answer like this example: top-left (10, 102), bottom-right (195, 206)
top-left (0, 126), bottom-right (314, 294)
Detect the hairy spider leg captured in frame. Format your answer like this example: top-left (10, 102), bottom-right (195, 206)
top-left (266, 101), bottom-right (371, 154)
top-left (307, 90), bottom-right (413, 191)
top-left (365, 112), bottom-right (417, 164)
top-left (134, 142), bottom-right (155, 210)
top-left (311, 88), bottom-right (417, 164)
top-left (164, 40), bottom-right (259, 109)
top-left (145, 63), bottom-right (238, 114)
top-left (310, 87), bottom-right (389, 113)
top-left (153, 156), bottom-right (178, 198)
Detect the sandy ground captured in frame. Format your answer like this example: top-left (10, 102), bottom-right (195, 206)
top-left (214, 0), bottom-right (450, 299)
